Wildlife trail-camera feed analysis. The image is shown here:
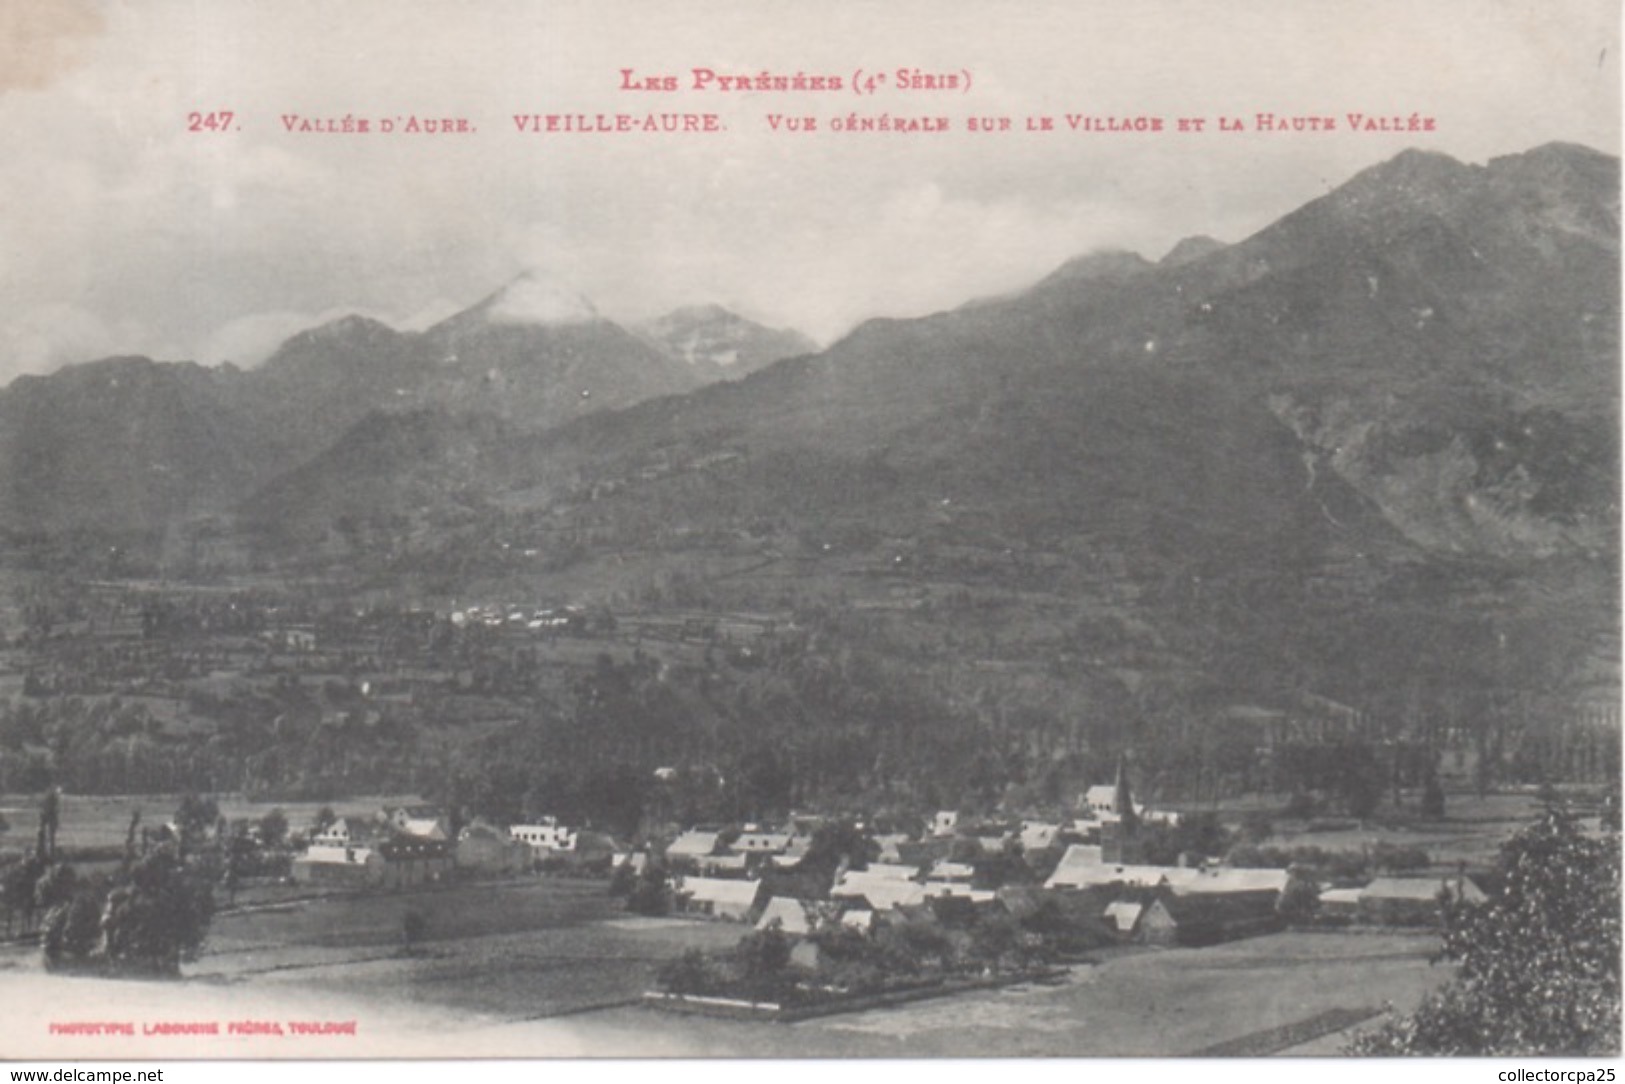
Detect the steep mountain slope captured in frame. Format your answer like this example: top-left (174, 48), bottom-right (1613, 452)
top-left (0, 358), bottom-right (272, 533)
top-left (251, 314), bottom-right (429, 464)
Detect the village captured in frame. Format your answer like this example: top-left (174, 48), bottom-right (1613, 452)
top-left (0, 575), bottom-right (1611, 1050)
top-left (263, 759), bottom-right (1500, 1019)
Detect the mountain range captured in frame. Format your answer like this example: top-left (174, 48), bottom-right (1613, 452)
top-left (0, 144), bottom-right (1617, 719)
top-left (240, 143), bottom-right (1616, 560)
top-left (0, 279), bottom-right (815, 533)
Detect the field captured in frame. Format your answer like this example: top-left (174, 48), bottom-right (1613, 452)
top-left (1, 908), bottom-right (1450, 1058)
top-left (0, 793), bottom-right (427, 853)
top-left (194, 878), bottom-right (745, 1019)
top-left (1207, 788), bottom-right (1576, 872)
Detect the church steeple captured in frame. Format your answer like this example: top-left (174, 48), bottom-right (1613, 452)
top-left (1114, 754), bottom-right (1140, 837)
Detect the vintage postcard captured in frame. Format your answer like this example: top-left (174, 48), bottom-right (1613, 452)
top-left (0, 0), bottom-right (1618, 1063)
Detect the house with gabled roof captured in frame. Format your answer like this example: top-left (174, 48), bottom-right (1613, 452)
top-left (674, 876), bottom-right (765, 921)
top-left (385, 805), bottom-right (450, 841)
top-left (1177, 867), bottom-right (1290, 895)
top-left (1357, 876), bottom-right (1486, 926)
top-left (1045, 844), bottom-right (1202, 891)
top-left (1161, 890), bottom-right (1283, 945)
top-left (831, 873), bottom-right (929, 912)
top-left (755, 896), bottom-right (820, 936)
top-left (666, 829), bottom-right (725, 861)
top-left (1019, 821), bottom-right (1062, 853)
top-left (735, 830), bottom-right (792, 854)
top-left (1103, 895), bottom-right (1179, 945)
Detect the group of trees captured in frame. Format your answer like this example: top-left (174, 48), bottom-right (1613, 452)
top-left (0, 792), bottom-right (219, 978)
top-left (43, 846), bottom-right (215, 976)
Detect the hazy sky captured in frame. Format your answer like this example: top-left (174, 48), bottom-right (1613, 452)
top-left (0, 0), bottom-right (1617, 379)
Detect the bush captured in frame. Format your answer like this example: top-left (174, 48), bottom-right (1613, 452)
top-left (1370, 842), bottom-right (1431, 874)
top-left (657, 948), bottom-right (721, 996)
top-left (731, 924), bottom-right (796, 1001)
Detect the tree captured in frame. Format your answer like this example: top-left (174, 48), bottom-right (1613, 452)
top-left (797, 820), bottom-right (877, 884)
top-left (2, 856), bottom-right (46, 935)
top-left (311, 806), bottom-right (338, 836)
top-left (172, 794), bottom-right (219, 856)
top-left (36, 789), bottom-right (60, 861)
top-left (1421, 766), bottom-right (1446, 819)
top-left (627, 863), bottom-right (671, 916)
top-left (43, 888), bottom-right (104, 968)
top-left (401, 908), bottom-right (429, 955)
top-left (258, 809), bottom-right (289, 849)
top-left (1142, 812), bottom-right (1231, 866)
top-left (733, 924), bottom-right (794, 999)
top-left (1238, 811), bottom-right (1274, 844)
top-left (121, 810), bottom-right (142, 870)
top-left (1338, 745), bottom-right (1385, 821)
top-left (99, 846), bottom-right (215, 977)
top-left (33, 862), bottom-right (78, 913)
top-left (1348, 810), bottom-right (1620, 1055)
top-left (1276, 871), bottom-right (1321, 926)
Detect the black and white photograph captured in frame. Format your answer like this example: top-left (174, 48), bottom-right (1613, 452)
top-left (0, 0), bottom-right (1618, 1064)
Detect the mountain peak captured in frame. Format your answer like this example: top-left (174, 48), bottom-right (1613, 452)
top-left (660, 303), bottom-right (734, 322)
top-left (1503, 141), bottom-right (1615, 167)
top-left (633, 304), bottom-right (817, 374)
top-left (1339, 148), bottom-right (1476, 202)
top-left (1159, 235), bottom-right (1227, 268)
top-left (316, 313), bottom-right (395, 337)
top-left (484, 270), bottom-right (599, 326)
top-left (1040, 248), bottom-right (1154, 288)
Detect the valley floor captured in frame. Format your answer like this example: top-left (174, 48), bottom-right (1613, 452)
top-left (0, 875), bottom-right (1450, 1059)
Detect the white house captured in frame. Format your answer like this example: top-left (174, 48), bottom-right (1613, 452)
top-left (1084, 785), bottom-right (1118, 814)
top-left (675, 876), bottom-right (764, 921)
top-left (734, 831), bottom-right (792, 854)
top-left (666, 829), bottom-right (723, 860)
top-left (510, 820), bottom-right (577, 852)
top-left (755, 896), bottom-right (818, 935)
top-left (385, 806), bottom-right (450, 841)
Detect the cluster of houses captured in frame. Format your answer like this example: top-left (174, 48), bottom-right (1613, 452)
top-left (290, 808), bottom-right (609, 888)
top-left (664, 835), bottom-right (1297, 951)
top-left (448, 605), bottom-right (584, 633)
top-left (665, 835), bottom-right (1486, 954)
top-left (288, 781), bottom-right (1487, 949)
top-left (292, 806), bottom-right (458, 889)
top-left (644, 781), bottom-right (1486, 953)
